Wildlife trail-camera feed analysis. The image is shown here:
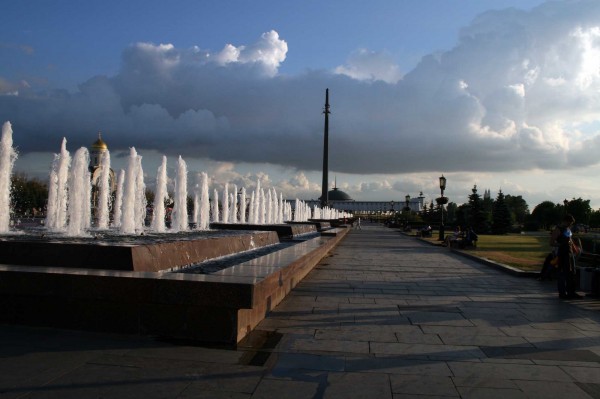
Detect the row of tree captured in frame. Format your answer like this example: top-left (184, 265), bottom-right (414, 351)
top-left (9, 173), bottom-right (184, 218)
top-left (417, 185), bottom-right (526, 234)
top-left (7, 174), bottom-right (600, 233)
top-left (419, 185), bottom-right (597, 234)
top-left (10, 174), bottom-right (48, 217)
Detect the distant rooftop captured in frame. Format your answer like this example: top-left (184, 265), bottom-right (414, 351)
top-left (320, 187), bottom-right (353, 202)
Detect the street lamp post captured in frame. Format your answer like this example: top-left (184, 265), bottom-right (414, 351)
top-left (403, 194), bottom-right (411, 229)
top-left (436, 175), bottom-right (447, 241)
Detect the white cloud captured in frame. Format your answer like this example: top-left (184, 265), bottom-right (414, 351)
top-left (335, 48), bottom-right (402, 84)
top-left (215, 44), bottom-right (241, 65)
top-left (213, 30), bottom-right (287, 76)
top-left (572, 26), bottom-right (600, 89)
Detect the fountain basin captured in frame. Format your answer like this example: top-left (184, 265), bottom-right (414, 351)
top-left (0, 228), bottom-right (349, 344)
top-left (0, 230), bottom-right (279, 272)
top-left (210, 223), bottom-right (316, 239)
top-left (286, 220), bottom-right (332, 232)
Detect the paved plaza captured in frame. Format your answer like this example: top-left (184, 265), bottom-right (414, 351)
top-left (2, 222), bottom-right (600, 398)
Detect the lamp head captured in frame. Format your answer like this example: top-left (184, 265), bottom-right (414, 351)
top-left (439, 175), bottom-right (447, 191)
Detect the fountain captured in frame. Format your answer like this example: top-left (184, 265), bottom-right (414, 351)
top-left (211, 188), bottom-right (219, 222)
top-left (112, 169), bottom-right (125, 228)
top-left (66, 147), bottom-right (92, 237)
top-left (192, 179), bottom-right (199, 228)
top-left (0, 134), bottom-right (292, 270)
top-left (95, 150), bottom-right (111, 229)
top-left (171, 155), bottom-right (188, 232)
top-left (231, 184), bottom-right (238, 224)
top-left (120, 147), bottom-right (141, 234)
top-left (222, 183), bottom-right (229, 224)
top-left (239, 187), bottom-right (246, 224)
top-left (0, 121), bottom-right (352, 345)
top-left (151, 156), bottom-right (168, 233)
top-left (0, 122), bottom-right (17, 233)
top-left (199, 172), bottom-right (210, 230)
top-left (46, 139), bottom-right (70, 230)
top-left (1, 128), bottom-right (350, 240)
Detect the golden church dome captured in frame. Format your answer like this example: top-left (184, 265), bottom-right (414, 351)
top-left (91, 132), bottom-right (108, 150)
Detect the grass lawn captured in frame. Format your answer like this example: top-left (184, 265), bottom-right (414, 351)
top-left (421, 232), bottom-right (549, 272)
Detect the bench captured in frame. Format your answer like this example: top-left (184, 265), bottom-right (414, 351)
top-left (449, 237), bottom-right (477, 249)
top-left (447, 232), bottom-right (477, 250)
top-left (418, 229), bottom-right (432, 237)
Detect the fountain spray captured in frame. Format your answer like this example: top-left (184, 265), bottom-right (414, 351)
top-left (152, 156), bottom-right (168, 233)
top-left (96, 150), bottom-right (111, 229)
top-left (0, 122), bottom-right (17, 233)
top-left (172, 156), bottom-right (188, 232)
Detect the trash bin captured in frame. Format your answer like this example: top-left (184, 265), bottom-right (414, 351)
top-left (592, 268), bottom-right (600, 297)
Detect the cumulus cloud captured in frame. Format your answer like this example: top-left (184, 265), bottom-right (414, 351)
top-left (4, 2), bottom-right (600, 186)
top-left (276, 172), bottom-right (321, 199)
top-left (213, 30), bottom-right (288, 76)
top-left (335, 49), bottom-right (402, 83)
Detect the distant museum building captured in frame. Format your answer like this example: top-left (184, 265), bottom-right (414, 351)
top-left (307, 183), bottom-right (425, 214)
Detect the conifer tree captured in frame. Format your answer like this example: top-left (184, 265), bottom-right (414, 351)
top-left (492, 190), bottom-right (512, 234)
top-left (467, 185), bottom-right (487, 233)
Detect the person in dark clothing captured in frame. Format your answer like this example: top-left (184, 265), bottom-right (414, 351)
top-left (549, 214), bottom-right (583, 299)
top-left (460, 227), bottom-right (478, 249)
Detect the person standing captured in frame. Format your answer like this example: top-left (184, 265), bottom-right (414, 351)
top-left (356, 217), bottom-right (361, 230)
top-left (550, 214), bottom-right (583, 299)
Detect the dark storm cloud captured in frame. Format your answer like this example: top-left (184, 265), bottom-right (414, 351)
top-left (3, 2), bottom-right (600, 175)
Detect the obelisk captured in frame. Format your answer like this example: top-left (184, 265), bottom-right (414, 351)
top-left (321, 88), bottom-right (330, 207)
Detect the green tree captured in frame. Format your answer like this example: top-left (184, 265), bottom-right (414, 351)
top-left (491, 190), bottom-right (512, 234)
top-left (145, 189), bottom-right (155, 205)
top-left (446, 202), bottom-right (457, 224)
top-left (505, 195), bottom-right (529, 225)
top-left (528, 201), bottom-right (561, 230)
top-left (482, 191), bottom-right (494, 227)
top-left (455, 203), bottom-right (468, 229)
top-left (10, 174), bottom-right (48, 216)
top-left (467, 185), bottom-right (487, 233)
top-left (589, 209), bottom-right (600, 228)
top-left (563, 198), bottom-right (591, 225)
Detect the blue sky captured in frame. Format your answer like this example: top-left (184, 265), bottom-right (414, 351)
top-left (4, 0), bottom-right (545, 87)
top-left (4, 0), bottom-right (600, 210)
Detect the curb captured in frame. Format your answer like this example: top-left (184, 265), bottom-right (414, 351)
top-left (406, 232), bottom-right (540, 278)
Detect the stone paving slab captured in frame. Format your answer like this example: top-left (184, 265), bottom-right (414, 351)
top-left (2, 222), bottom-right (600, 398)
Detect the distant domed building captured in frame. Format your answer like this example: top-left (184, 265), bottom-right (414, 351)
top-left (90, 132), bottom-right (109, 168)
top-left (89, 132), bottom-right (116, 215)
top-left (319, 182), bottom-right (354, 203)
